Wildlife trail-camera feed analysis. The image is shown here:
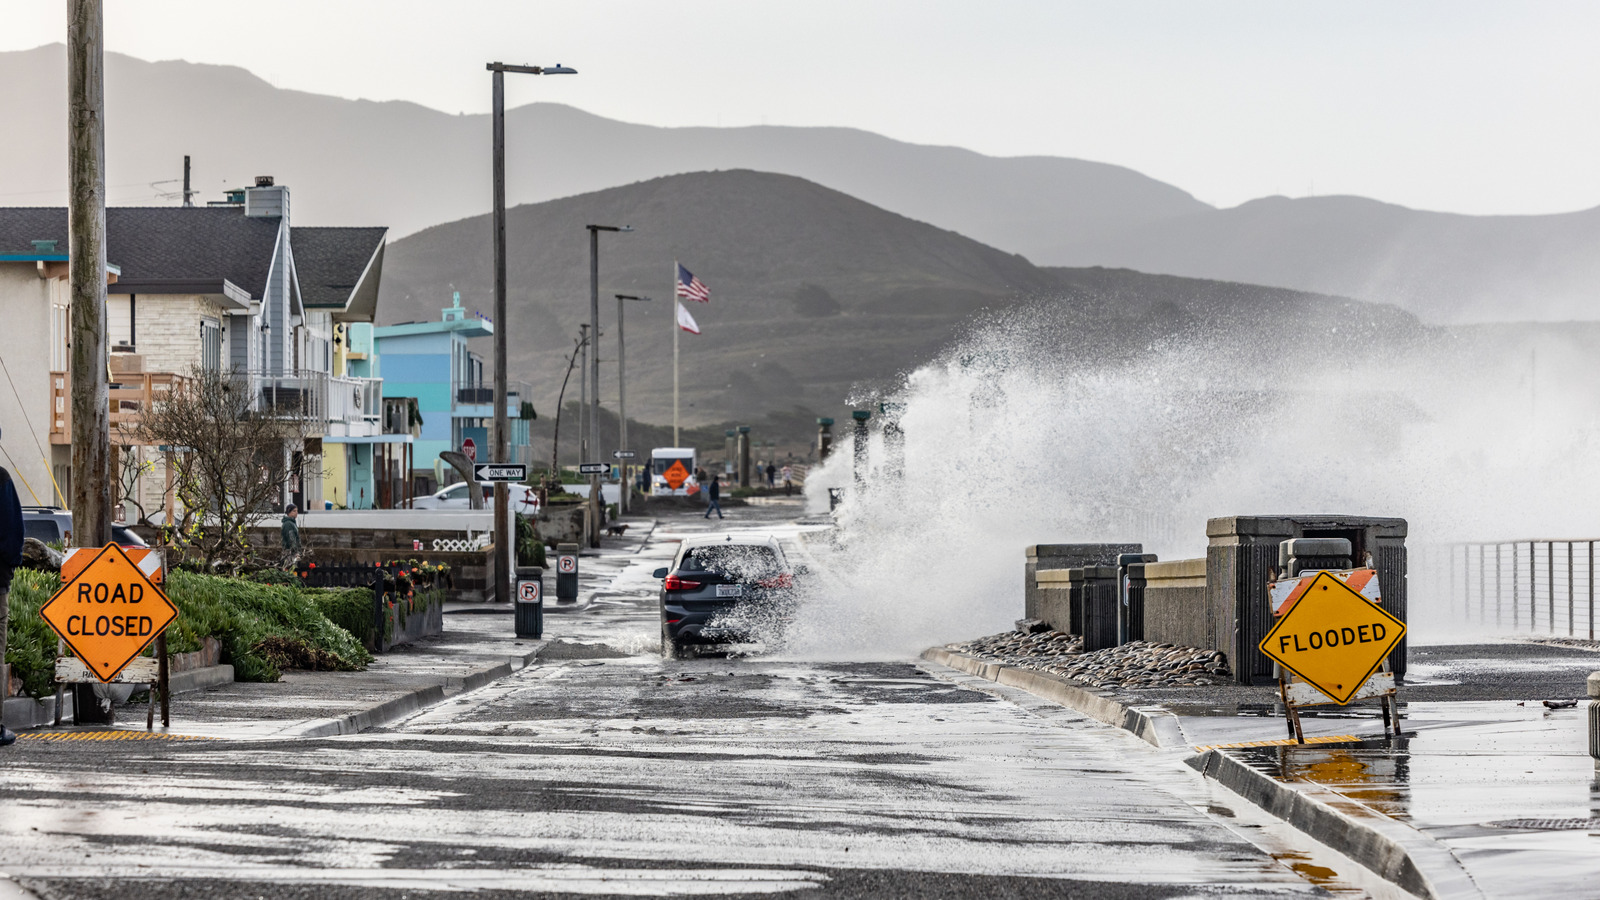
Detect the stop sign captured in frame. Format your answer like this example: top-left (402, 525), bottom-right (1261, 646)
top-left (463, 438), bottom-right (476, 461)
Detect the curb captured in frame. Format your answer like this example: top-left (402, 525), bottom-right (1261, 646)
top-left (3, 664), bottom-right (236, 731)
top-left (168, 664), bottom-right (235, 695)
top-left (921, 646), bottom-right (1484, 900)
top-left (282, 645), bottom-right (545, 739)
top-left (920, 646), bottom-right (1184, 748)
top-left (1190, 749), bottom-right (1484, 900)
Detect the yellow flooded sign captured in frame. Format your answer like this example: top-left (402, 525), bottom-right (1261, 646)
top-left (41, 543), bottom-right (178, 683)
top-left (1259, 570), bottom-right (1404, 705)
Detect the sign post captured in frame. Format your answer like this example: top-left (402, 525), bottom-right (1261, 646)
top-left (42, 543), bottom-right (177, 729)
top-left (1260, 568), bottom-right (1406, 742)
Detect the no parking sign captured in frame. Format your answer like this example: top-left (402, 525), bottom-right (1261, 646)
top-left (558, 554), bottom-right (577, 574)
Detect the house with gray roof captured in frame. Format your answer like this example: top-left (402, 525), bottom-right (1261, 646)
top-left (0, 177), bottom-right (398, 515)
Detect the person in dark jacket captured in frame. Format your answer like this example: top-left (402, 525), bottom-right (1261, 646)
top-left (0, 467), bottom-right (24, 747)
top-left (703, 474), bottom-right (724, 520)
top-left (281, 504), bottom-right (301, 560)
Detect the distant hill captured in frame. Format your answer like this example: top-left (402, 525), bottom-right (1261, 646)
top-left (1054, 195), bottom-right (1600, 323)
top-left (4, 44), bottom-right (1575, 327)
top-left (381, 170), bottom-right (1421, 431)
top-left (0, 43), bottom-right (1206, 259)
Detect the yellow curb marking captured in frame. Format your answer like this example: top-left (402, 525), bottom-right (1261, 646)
top-left (1194, 734), bottom-right (1360, 751)
top-left (16, 730), bottom-right (212, 742)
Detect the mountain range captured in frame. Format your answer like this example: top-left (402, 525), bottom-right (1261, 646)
top-left (3, 44), bottom-right (1597, 324)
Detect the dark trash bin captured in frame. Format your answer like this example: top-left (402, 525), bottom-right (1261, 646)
top-left (515, 565), bottom-right (544, 638)
top-left (555, 542), bottom-right (579, 604)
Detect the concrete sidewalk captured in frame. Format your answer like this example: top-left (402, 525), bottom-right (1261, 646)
top-left (9, 520), bottom-right (661, 742)
top-left (926, 640), bottom-right (1600, 900)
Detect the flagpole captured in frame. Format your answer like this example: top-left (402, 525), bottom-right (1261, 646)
top-left (672, 261), bottom-right (680, 446)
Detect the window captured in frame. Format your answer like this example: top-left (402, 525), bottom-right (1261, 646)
top-left (200, 319), bottom-right (223, 371)
top-left (108, 295), bottom-right (135, 350)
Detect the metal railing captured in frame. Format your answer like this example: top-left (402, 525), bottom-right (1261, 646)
top-left (255, 370), bottom-right (328, 430)
top-left (329, 375), bottom-right (382, 424)
top-left (1414, 540), bottom-right (1597, 639)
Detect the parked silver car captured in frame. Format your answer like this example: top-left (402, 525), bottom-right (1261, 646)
top-left (409, 482), bottom-right (540, 513)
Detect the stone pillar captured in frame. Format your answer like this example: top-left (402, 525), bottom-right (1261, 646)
top-left (879, 402), bottom-right (904, 479)
top-left (816, 418), bottom-right (834, 461)
top-left (736, 426), bottom-right (751, 489)
top-left (851, 409), bottom-right (871, 489)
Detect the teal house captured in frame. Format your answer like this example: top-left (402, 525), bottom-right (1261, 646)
top-left (375, 294), bottom-right (530, 489)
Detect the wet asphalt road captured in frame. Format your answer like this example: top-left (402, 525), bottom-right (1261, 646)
top-left (0, 511), bottom-right (1348, 899)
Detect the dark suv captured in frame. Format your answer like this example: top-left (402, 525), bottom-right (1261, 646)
top-left (655, 535), bottom-right (799, 657)
top-left (21, 507), bottom-right (148, 548)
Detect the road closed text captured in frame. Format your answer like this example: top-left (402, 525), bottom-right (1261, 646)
top-left (75, 581), bottom-right (146, 604)
top-left (62, 613), bottom-right (158, 637)
top-left (1277, 622), bottom-right (1387, 654)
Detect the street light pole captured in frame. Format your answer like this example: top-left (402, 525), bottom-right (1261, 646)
top-left (614, 294), bottom-right (651, 515)
top-left (584, 224), bottom-right (629, 547)
top-left (487, 60), bottom-right (574, 604)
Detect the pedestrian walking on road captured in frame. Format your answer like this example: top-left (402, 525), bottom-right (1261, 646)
top-left (704, 474), bottom-right (724, 519)
top-left (280, 503), bottom-right (301, 563)
top-left (0, 466), bottom-right (25, 748)
top-left (765, 464), bottom-right (776, 487)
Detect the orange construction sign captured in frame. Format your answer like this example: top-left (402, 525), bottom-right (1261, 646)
top-left (41, 543), bottom-right (178, 683)
top-left (663, 459), bottom-right (690, 491)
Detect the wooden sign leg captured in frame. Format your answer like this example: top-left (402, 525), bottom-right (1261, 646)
top-left (157, 632), bottom-right (169, 728)
top-left (1277, 676), bottom-right (1306, 744)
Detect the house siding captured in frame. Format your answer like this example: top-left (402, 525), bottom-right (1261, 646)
top-left (0, 264), bottom-right (62, 505)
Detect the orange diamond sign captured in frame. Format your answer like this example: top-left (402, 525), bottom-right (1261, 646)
top-left (663, 459), bottom-right (690, 491)
top-left (41, 543), bottom-right (178, 683)
top-left (1259, 570), bottom-right (1405, 705)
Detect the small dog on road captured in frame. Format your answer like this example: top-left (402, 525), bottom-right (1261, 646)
top-left (604, 524), bottom-right (630, 537)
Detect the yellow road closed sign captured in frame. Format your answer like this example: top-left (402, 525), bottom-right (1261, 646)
top-left (40, 543), bottom-right (178, 683)
top-left (1259, 570), bottom-right (1405, 705)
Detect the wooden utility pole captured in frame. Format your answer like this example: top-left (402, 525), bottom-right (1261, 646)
top-left (68, 0), bottom-right (111, 550)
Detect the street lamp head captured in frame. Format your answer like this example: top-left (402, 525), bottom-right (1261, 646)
top-left (615, 294), bottom-right (653, 302)
top-left (586, 224), bottom-right (632, 233)
top-left (487, 62), bottom-right (578, 75)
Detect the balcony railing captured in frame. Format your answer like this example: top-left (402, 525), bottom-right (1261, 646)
top-left (330, 375), bottom-right (383, 425)
top-left (453, 381), bottom-right (525, 415)
top-left (50, 371), bottom-right (192, 444)
top-left (50, 370), bottom-right (389, 444)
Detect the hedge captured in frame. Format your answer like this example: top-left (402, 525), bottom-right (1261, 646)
top-left (4, 569), bottom-right (372, 699)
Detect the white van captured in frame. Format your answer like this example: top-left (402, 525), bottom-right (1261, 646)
top-left (650, 448), bottom-right (699, 496)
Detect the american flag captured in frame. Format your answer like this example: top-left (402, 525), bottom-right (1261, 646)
top-left (675, 263), bottom-right (710, 303)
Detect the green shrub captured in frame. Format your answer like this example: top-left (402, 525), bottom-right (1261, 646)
top-left (162, 570), bottom-right (371, 682)
top-left (245, 568), bottom-right (304, 587)
top-left (5, 570), bottom-right (65, 699)
top-left (304, 586), bottom-right (376, 647)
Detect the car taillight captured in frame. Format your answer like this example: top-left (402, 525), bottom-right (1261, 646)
top-left (757, 574), bottom-right (794, 589)
top-left (663, 574), bottom-right (702, 591)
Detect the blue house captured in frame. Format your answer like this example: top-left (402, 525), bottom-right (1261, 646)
top-left (375, 293), bottom-right (530, 489)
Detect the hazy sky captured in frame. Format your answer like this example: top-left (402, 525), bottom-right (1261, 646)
top-left (5, 1), bottom-right (1599, 213)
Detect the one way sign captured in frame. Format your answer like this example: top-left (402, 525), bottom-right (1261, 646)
top-left (474, 463), bottom-right (527, 483)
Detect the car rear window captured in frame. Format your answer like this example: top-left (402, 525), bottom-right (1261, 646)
top-left (23, 519), bottom-right (60, 543)
top-left (680, 545), bottom-right (782, 580)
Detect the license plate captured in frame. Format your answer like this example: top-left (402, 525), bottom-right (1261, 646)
top-left (716, 584), bottom-right (743, 598)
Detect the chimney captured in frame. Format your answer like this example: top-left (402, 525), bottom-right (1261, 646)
top-left (244, 178), bottom-right (290, 220)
